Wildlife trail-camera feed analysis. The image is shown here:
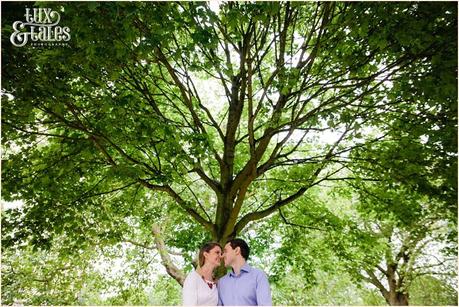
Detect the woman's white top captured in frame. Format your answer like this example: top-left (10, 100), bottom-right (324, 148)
top-left (182, 270), bottom-right (218, 306)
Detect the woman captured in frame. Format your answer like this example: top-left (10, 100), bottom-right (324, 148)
top-left (182, 242), bottom-right (222, 306)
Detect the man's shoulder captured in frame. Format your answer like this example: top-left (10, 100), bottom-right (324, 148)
top-left (219, 271), bottom-right (231, 282)
top-left (249, 266), bottom-right (268, 278)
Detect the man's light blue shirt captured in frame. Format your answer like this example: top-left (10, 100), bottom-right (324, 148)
top-left (217, 263), bottom-right (272, 306)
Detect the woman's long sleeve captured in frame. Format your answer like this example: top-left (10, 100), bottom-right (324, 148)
top-left (182, 273), bottom-right (198, 306)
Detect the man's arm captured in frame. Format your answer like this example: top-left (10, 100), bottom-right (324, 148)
top-left (217, 282), bottom-right (223, 305)
top-left (255, 270), bottom-right (272, 306)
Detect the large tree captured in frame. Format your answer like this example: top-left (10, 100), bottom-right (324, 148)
top-left (2, 1), bottom-right (456, 286)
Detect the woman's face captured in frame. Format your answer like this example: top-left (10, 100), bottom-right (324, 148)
top-left (204, 246), bottom-right (222, 268)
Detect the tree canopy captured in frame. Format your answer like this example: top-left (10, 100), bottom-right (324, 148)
top-left (2, 1), bottom-right (457, 305)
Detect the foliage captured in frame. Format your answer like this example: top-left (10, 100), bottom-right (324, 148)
top-left (272, 269), bottom-right (373, 306)
top-left (3, 0), bottom-right (455, 240)
top-left (150, 275), bottom-right (182, 306)
top-left (330, 178), bottom-right (457, 305)
top-left (1, 227), bottom-right (175, 305)
top-left (1, 239), bottom-right (97, 305)
top-left (409, 275), bottom-right (458, 306)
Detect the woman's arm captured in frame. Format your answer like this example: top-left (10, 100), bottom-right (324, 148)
top-left (182, 272), bottom-right (198, 306)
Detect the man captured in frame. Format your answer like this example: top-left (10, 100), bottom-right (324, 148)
top-left (218, 238), bottom-right (272, 306)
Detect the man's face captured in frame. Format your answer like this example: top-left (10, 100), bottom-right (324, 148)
top-left (223, 243), bottom-right (236, 267)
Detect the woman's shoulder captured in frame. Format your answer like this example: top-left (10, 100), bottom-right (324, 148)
top-left (184, 270), bottom-right (200, 283)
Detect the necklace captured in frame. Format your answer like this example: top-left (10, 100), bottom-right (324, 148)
top-left (201, 275), bottom-right (215, 289)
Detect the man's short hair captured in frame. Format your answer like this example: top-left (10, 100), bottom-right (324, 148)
top-left (226, 238), bottom-right (250, 260)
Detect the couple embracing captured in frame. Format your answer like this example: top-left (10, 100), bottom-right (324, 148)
top-left (182, 238), bottom-right (272, 306)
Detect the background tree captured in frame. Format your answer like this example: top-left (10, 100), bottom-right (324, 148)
top-left (2, 0), bottom-right (456, 302)
top-left (409, 275), bottom-right (458, 306)
top-left (333, 187), bottom-right (456, 306)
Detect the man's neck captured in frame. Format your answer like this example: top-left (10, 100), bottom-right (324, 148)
top-left (231, 258), bottom-right (247, 276)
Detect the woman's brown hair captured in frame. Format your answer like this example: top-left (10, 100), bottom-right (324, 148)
top-left (198, 242), bottom-right (222, 267)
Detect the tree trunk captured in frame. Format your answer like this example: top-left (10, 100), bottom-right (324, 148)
top-left (369, 264), bottom-right (411, 306)
top-left (388, 291), bottom-right (409, 306)
top-left (384, 265), bottom-right (410, 306)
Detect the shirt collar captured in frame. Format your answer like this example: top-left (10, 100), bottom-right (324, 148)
top-left (229, 263), bottom-right (251, 277)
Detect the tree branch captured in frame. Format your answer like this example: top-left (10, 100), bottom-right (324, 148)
top-left (151, 223), bottom-right (186, 286)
